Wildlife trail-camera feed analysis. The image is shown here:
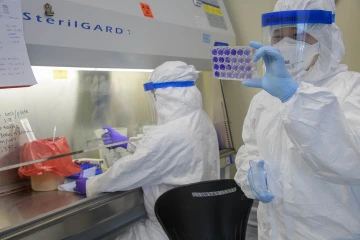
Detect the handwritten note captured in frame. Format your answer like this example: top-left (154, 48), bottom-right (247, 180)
top-left (0, 0), bottom-right (37, 87)
top-left (0, 109), bottom-right (31, 154)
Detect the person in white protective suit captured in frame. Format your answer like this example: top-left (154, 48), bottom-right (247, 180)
top-left (75, 61), bottom-right (220, 239)
top-left (235, 0), bottom-right (360, 239)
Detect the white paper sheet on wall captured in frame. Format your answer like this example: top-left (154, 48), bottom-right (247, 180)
top-left (0, 0), bottom-right (37, 88)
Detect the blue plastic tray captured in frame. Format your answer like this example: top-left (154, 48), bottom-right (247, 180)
top-left (67, 163), bottom-right (102, 179)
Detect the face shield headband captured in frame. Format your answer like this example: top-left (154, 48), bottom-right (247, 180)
top-left (262, 10), bottom-right (335, 27)
top-left (143, 81), bottom-right (195, 91)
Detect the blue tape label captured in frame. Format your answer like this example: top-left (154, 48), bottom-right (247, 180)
top-left (203, 33), bottom-right (211, 43)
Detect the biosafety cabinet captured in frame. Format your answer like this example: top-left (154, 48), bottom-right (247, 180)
top-left (0, 1), bottom-right (241, 239)
top-left (24, 0), bottom-right (235, 70)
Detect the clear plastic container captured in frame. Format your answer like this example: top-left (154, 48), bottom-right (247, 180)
top-left (30, 172), bottom-right (65, 191)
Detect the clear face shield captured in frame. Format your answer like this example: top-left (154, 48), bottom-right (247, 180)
top-left (143, 80), bottom-right (195, 125)
top-left (145, 89), bottom-right (158, 124)
top-left (262, 10), bottom-right (335, 82)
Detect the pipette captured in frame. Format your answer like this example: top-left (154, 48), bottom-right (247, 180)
top-left (52, 126), bottom-right (57, 141)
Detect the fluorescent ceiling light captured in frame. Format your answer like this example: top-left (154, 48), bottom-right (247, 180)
top-left (32, 66), bottom-right (202, 73)
top-left (32, 66), bottom-right (154, 72)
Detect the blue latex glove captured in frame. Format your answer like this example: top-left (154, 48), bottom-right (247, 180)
top-left (248, 160), bottom-right (274, 203)
top-left (102, 126), bottom-right (129, 149)
top-left (74, 177), bottom-right (88, 195)
top-left (243, 41), bottom-right (299, 103)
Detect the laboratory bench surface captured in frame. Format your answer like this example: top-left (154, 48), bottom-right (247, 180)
top-left (0, 185), bottom-right (257, 239)
top-left (0, 187), bottom-right (146, 240)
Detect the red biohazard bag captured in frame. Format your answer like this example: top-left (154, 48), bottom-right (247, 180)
top-left (18, 137), bottom-right (82, 178)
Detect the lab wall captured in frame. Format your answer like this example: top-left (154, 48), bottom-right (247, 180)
top-left (335, 0), bottom-right (360, 72)
top-left (222, 0), bottom-right (277, 150)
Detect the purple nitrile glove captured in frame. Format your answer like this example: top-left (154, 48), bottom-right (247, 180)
top-left (74, 177), bottom-right (88, 195)
top-left (102, 126), bottom-right (129, 149)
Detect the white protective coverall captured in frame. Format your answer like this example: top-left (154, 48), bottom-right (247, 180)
top-left (86, 61), bottom-right (220, 239)
top-left (235, 0), bottom-right (360, 239)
